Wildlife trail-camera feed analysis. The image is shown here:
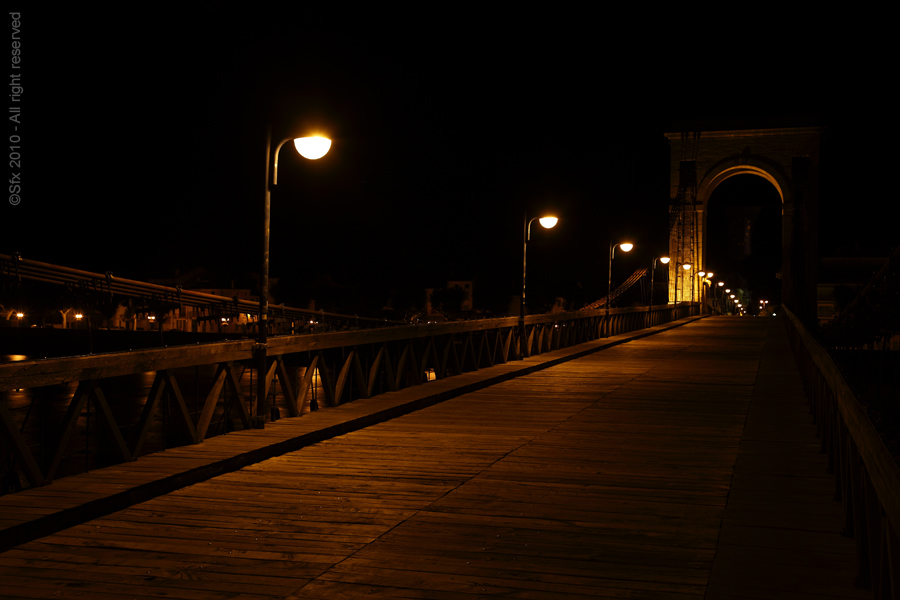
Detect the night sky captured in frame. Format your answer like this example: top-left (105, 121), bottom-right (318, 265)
top-left (3, 11), bottom-right (895, 316)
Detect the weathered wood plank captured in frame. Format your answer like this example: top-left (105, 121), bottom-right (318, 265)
top-left (196, 363), bottom-right (227, 440)
top-left (46, 381), bottom-right (92, 481)
top-left (0, 340), bottom-right (254, 392)
top-left (88, 381), bottom-right (132, 463)
top-left (0, 396), bottom-right (45, 487)
top-left (162, 370), bottom-right (198, 444)
top-left (275, 356), bottom-right (298, 418)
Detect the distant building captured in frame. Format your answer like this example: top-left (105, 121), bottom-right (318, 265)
top-left (426, 280), bottom-right (474, 316)
top-left (550, 297), bottom-right (566, 313)
top-left (446, 281), bottom-right (473, 311)
top-left (816, 255), bottom-right (885, 324)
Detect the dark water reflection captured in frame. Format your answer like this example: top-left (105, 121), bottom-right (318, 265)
top-left (1, 354), bottom-right (323, 492)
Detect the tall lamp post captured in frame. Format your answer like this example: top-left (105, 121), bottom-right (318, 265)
top-left (648, 256), bottom-right (670, 326)
top-left (606, 241), bottom-right (634, 337)
top-left (255, 128), bottom-right (332, 428)
top-left (697, 272), bottom-right (706, 314)
top-left (676, 263), bottom-right (692, 312)
top-left (520, 214), bottom-right (558, 359)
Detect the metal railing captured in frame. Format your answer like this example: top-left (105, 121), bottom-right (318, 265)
top-left (0, 253), bottom-right (404, 332)
top-left (783, 304), bottom-right (900, 596)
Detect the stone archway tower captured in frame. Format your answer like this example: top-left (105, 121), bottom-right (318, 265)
top-left (665, 126), bottom-right (822, 322)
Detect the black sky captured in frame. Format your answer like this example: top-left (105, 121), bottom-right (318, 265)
top-left (3, 10), bottom-right (895, 313)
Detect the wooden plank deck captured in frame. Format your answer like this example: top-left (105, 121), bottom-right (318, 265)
top-left (0, 316), bottom-right (868, 598)
top-left (0, 316), bottom-right (702, 552)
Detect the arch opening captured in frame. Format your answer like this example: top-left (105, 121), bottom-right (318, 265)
top-left (706, 174), bottom-right (782, 310)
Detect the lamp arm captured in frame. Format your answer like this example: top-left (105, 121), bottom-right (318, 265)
top-left (526, 217), bottom-right (539, 241)
top-left (271, 137), bottom-right (294, 186)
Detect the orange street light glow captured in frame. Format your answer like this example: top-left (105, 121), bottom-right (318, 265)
top-left (294, 136), bottom-right (331, 160)
top-left (619, 243), bottom-right (634, 252)
top-left (660, 257), bottom-right (670, 264)
top-left (539, 216), bottom-right (558, 228)
top-left (682, 263), bottom-right (692, 270)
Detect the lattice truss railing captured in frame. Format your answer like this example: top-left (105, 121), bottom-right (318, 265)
top-left (0, 304), bottom-right (695, 492)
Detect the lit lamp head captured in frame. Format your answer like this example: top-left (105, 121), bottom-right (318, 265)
top-left (293, 136), bottom-right (331, 160)
top-left (718, 282), bottom-right (724, 287)
top-left (730, 294), bottom-right (735, 299)
top-left (618, 243), bottom-right (634, 252)
top-left (538, 216), bottom-right (558, 229)
top-left (706, 272), bottom-right (714, 278)
top-left (682, 263), bottom-right (692, 271)
top-left (16, 312), bottom-right (24, 319)
top-left (725, 288), bottom-right (731, 293)
top-left (659, 256), bottom-right (670, 264)
top-left (75, 313), bottom-right (83, 320)
top-left (698, 271), bottom-right (706, 278)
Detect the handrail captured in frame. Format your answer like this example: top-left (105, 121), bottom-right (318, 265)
top-left (782, 303), bottom-right (900, 593)
top-left (1, 303), bottom-right (697, 491)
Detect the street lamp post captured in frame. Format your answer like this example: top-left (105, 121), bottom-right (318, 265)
top-left (676, 263), bottom-right (692, 313)
top-left (255, 127), bottom-right (331, 428)
top-left (697, 272), bottom-right (706, 314)
top-left (607, 241), bottom-right (633, 337)
top-left (520, 214), bottom-right (558, 359)
top-left (648, 256), bottom-right (670, 326)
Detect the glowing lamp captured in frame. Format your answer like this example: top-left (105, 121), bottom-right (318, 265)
top-left (706, 272), bottom-right (714, 278)
top-left (682, 263), bottom-right (692, 270)
top-left (725, 288), bottom-right (731, 293)
top-left (538, 216), bottom-right (558, 229)
top-left (619, 243), bottom-right (634, 252)
top-left (718, 282), bottom-right (724, 287)
top-left (75, 313), bottom-right (83, 320)
top-left (16, 312), bottom-right (24, 318)
top-left (660, 257), bottom-right (670, 264)
top-left (730, 294), bottom-right (735, 298)
top-left (698, 271), bottom-right (706, 278)
top-left (294, 136), bottom-right (331, 160)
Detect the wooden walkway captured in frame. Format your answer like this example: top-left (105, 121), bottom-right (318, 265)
top-left (0, 317), bottom-right (867, 599)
